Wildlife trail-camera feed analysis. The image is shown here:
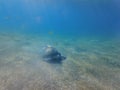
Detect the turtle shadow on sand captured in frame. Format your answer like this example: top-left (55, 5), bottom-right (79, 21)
top-left (41, 45), bottom-right (66, 64)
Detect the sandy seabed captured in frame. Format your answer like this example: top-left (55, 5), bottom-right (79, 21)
top-left (0, 32), bottom-right (120, 90)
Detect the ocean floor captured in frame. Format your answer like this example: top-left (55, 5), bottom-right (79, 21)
top-left (0, 32), bottom-right (120, 90)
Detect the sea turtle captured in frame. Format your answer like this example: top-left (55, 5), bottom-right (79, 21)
top-left (42, 45), bottom-right (66, 63)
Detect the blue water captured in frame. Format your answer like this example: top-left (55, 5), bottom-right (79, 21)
top-left (0, 0), bottom-right (120, 90)
top-left (0, 0), bottom-right (120, 37)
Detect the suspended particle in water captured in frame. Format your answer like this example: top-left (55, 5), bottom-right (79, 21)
top-left (35, 16), bottom-right (41, 23)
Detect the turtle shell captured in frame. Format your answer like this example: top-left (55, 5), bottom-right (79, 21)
top-left (42, 46), bottom-right (66, 63)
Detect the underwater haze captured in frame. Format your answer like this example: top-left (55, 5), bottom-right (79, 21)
top-left (0, 0), bottom-right (120, 36)
top-left (0, 0), bottom-right (120, 90)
